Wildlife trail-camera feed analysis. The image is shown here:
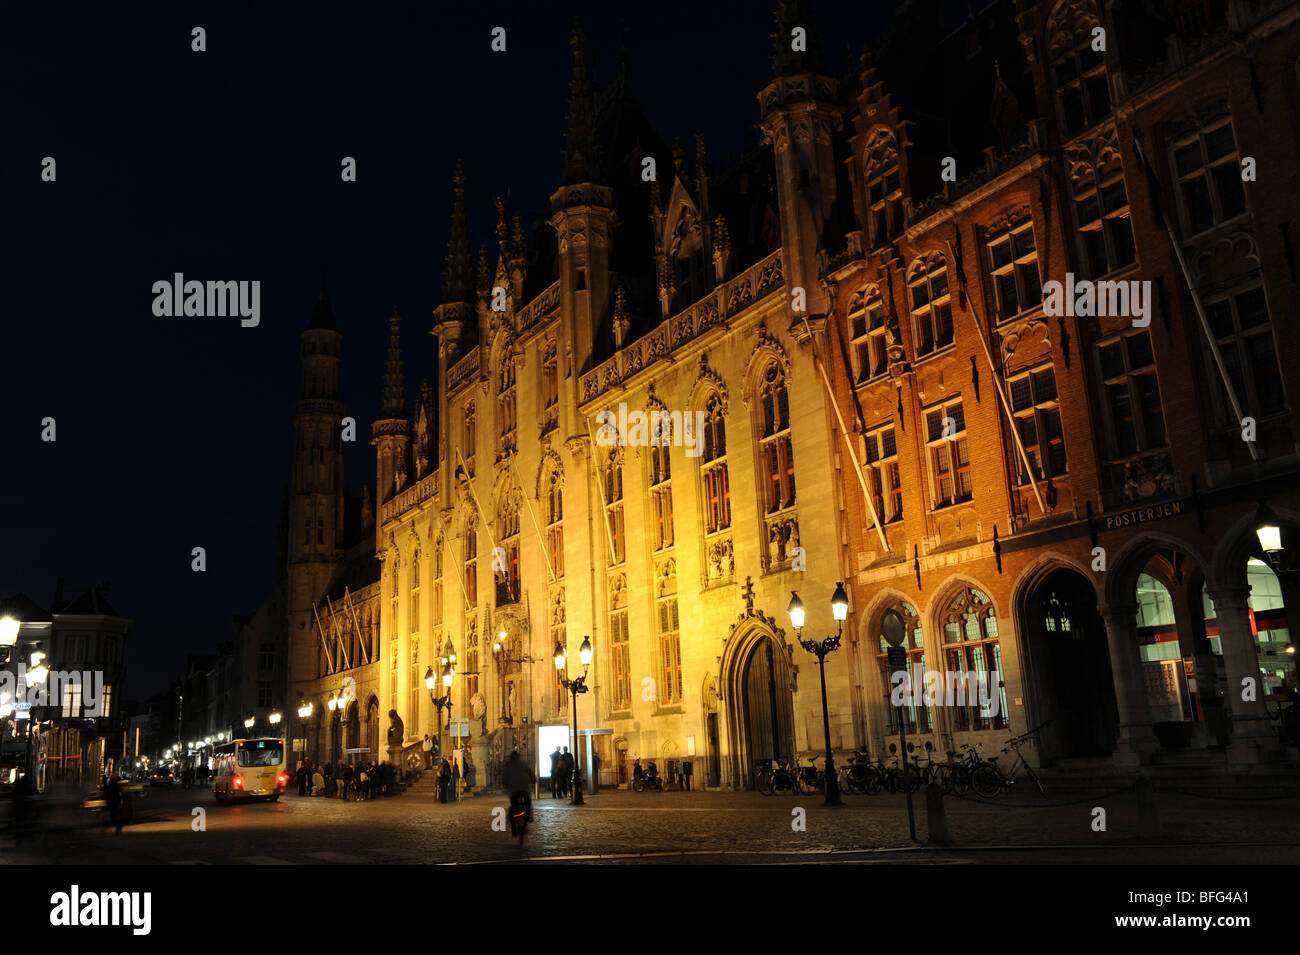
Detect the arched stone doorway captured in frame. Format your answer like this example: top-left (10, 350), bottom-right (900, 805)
top-left (721, 623), bottom-right (796, 788)
top-left (1019, 566), bottom-right (1118, 762)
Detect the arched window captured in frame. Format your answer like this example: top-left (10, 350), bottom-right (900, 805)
top-left (701, 393), bottom-right (730, 533)
top-left (650, 429), bottom-right (675, 551)
top-left (497, 498), bottom-right (520, 604)
top-left (546, 472), bottom-right (565, 578)
top-left (939, 587), bottom-right (1007, 731)
top-left (408, 636), bottom-right (420, 733)
top-left (609, 575), bottom-right (631, 711)
top-left (541, 342), bottom-right (559, 435)
top-left (1047, 0), bottom-right (1110, 137)
top-left (656, 559), bottom-right (682, 704)
top-left (409, 548), bottom-right (421, 637)
top-left (389, 561), bottom-right (399, 644)
top-left (432, 536), bottom-right (444, 626)
top-left (848, 287), bottom-right (888, 383)
top-left (498, 359), bottom-right (517, 455)
top-left (876, 601), bottom-right (930, 734)
top-left (604, 453), bottom-right (625, 566)
top-left (758, 361), bottom-right (795, 514)
top-left (908, 255), bottom-right (954, 357)
top-left (465, 528), bottom-right (478, 606)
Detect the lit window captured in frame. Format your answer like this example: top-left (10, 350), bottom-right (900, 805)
top-left (986, 222), bottom-right (1041, 320)
top-left (1008, 366), bottom-right (1067, 481)
top-left (925, 400), bottom-right (972, 508)
top-left (908, 256), bottom-right (954, 357)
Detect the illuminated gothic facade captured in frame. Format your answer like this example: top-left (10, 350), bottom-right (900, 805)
top-left (279, 0), bottom-right (1300, 786)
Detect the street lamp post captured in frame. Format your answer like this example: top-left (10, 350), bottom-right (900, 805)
top-left (24, 648), bottom-right (50, 793)
top-left (493, 630), bottom-right (510, 724)
top-left (296, 701), bottom-right (312, 768)
top-left (788, 584), bottom-right (848, 806)
top-left (882, 608), bottom-right (918, 842)
top-left (0, 618), bottom-right (16, 791)
top-left (425, 661), bottom-right (456, 762)
top-left (555, 635), bottom-right (593, 805)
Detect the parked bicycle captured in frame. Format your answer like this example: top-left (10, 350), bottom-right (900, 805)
top-left (755, 757), bottom-right (800, 796)
top-left (971, 721), bottom-right (1050, 797)
top-left (796, 755), bottom-right (825, 794)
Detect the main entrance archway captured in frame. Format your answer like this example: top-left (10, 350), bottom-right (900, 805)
top-left (721, 622), bottom-right (796, 789)
top-left (1019, 566), bottom-right (1119, 762)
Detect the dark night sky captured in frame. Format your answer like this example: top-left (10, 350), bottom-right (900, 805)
top-left (1, 0), bottom-right (969, 701)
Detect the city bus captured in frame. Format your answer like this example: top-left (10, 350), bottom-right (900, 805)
top-left (212, 738), bottom-right (289, 803)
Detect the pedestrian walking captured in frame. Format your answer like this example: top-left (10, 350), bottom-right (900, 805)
top-left (104, 775), bottom-right (124, 836)
top-left (422, 734), bottom-right (434, 770)
top-left (682, 759), bottom-right (693, 791)
top-left (549, 747), bottom-right (562, 798)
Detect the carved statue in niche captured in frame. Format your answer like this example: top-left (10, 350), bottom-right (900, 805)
top-left (387, 709), bottom-right (405, 746)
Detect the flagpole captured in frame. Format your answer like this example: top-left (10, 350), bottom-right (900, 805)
top-left (585, 420), bottom-right (619, 558)
top-left (456, 448), bottom-right (502, 556)
top-left (798, 313), bottom-right (890, 552)
top-left (1132, 135), bottom-right (1261, 463)
top-left (947, 239), bottom-right (1048, 515)
top-left (513, 463), bottom-right (557, 584)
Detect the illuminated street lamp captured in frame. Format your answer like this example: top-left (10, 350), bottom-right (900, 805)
top-left (788, 583), bottom-right (849, 806)
top-left (426, 662), bottom-right (455, 760)
top-left (0, 616), bottom-right (18, 658)
top-left (243, 716), bottom-right (255, 733)
top-left (296, 700), bottom-right (312, 766)
top-left (555, 635), bottom-right (593, 806)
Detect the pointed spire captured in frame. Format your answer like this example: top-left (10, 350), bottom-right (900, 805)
top-left (441, 159), bottom-right (472, 305)
top-left (495, 196), bottom-right (509, 254)
top-left (380, 307), bottom-right (406, 418)
top-left (308, 267), bottom-right (337, 330)
top-left (475, 245), bottom-right (491, 296)
top-left (562, 17), bottom-right (604, 185)
top-left (510, 213), bottom-right (526, 260)
top-left (770, 0), bottom-right (823, 76)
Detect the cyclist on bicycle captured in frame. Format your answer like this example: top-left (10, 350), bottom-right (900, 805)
top-left (503, 750), bottom-right (535, 822)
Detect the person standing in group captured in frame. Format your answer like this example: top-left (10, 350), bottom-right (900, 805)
top-left (438, 755), bottom-right (452, 803)
top-left (560, 747), bottom-right (574, 799)
top-left (549, 747), bottom-right (562, 799)
top-left (463, 748), bottom-right (476, 790)
top-left (312, 766), bottom-right (325, 796)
